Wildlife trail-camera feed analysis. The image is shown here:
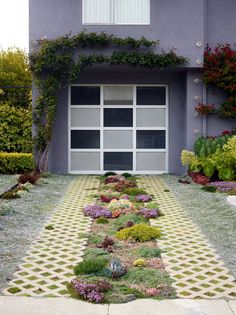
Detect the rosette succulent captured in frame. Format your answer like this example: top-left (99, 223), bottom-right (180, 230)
top-left (107, 199), bottom-right (134, 213)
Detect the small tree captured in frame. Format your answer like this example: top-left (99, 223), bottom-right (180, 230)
top-left (0, 48), bottom-right (32, 108)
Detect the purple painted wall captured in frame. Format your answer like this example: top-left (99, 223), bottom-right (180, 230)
top-left (30, 0), bottom-right (236, 174)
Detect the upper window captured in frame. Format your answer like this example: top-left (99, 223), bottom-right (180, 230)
top-left (83, 0), bottom-right (150, 25)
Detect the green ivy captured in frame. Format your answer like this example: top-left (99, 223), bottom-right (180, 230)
top-left (30, 31), bottom-right (188, 171)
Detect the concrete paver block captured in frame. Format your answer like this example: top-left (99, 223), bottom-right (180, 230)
top-left (227, 196), bottom-right (236, 207)
top-left (109, 299), bottom-right (234, 315)
top-left (0, 297), bottom-right (108, 315)
top-left (138, 176), bottom-right (236, 299)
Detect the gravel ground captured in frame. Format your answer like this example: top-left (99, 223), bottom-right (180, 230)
top-left (161, 175), bottom-right (236, 279)
top-left (0, 174), bottom-right (74, 293)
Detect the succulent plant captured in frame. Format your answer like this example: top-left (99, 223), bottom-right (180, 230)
top-left (133, 259), bottom-right (146, 267)
top-left (126, 220), bottom-right (135, 228)
top-left (97, 236), bottom-right (115, 250)
top-left (112, 210), bottom-right (122, 218)
top-left (109, 258), bottom-right (127, 278)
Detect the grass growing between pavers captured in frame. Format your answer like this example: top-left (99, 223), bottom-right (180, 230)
top-left (68, 174), bottom-right (176, 304)
top-left (161, 175), bottom-right (236, 279)
top-left (0, 174), bottom-right (75, 292)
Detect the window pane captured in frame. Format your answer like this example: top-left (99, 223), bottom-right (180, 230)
top-left (104, 152), bottom-right (133, 170)
top-left (104, 130), bottom-right (133, 149)
top-left (136, 153), bottom-right (166, 171)
top-left (104, 86), bottom-right (133, 105)
top-left (71, 86), bottom-right (100, 105)
top-left (116, 0), bottom-right (150, 24)
top-left (83, 0), bottom-right (112, 24)
top-left (137, 87), bottom-right (166, 105)
top-left (104, 109), bottom-right (133, 127)
top-left (71, 108), bottom-right (100, 127)
top-left (71, 130), bottom-right (100, 149)
top-left (71, 152), bottom-right (100, 171)
top-left (137, 130), bottom-right (166, 149)
top-left (136, 108), bottom-right (166, 127)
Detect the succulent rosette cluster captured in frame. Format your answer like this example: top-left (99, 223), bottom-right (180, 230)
top-left (105, 175), bottom-right (126, 184)
top-left (135, 194), bottom-right (152, 202)
top-left (107, 199), bottom-right (134, 213)
top-left (83, 204), bottom-right (112, 218)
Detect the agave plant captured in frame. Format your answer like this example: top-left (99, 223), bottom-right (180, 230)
top-left (109, 258), bottom-right (127, 278)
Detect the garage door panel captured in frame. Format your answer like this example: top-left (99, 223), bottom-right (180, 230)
top-left (71, 108), bottom-right (100, 127)
top-left (136, 152), bottom-right (166, 171)
top-left (104, 130), bottom-right (133, 149)
top-left (136, 108), bottom-right (166, 127)
top-left (71, 152), bottom-right (100, 171)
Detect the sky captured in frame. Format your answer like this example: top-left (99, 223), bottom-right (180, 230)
top-left (0, 0), bottom-right (29, 51)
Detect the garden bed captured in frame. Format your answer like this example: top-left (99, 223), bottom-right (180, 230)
top-left (67, 174), bottom-right (175, 304)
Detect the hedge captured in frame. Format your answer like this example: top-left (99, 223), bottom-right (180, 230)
top-left (0, 153), bottom-right (34, 174)
top-left (0, 103), bottom-right (32, 153)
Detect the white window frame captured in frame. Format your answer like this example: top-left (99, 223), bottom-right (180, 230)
top-left (82, 0), bottom-right (150, 25)
top-left (68, 84), bottom-right (169, 175)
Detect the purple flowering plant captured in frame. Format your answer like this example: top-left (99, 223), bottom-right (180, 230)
top-left (135, 194), bottom-right (152, 202)
top-left (71, 279), bottom-right (104, 303)
top-left (139, 208), bottom-right (159, 219)
top-left (83, 204), bottom-right (112, 219)
top-left (209, 181), bottom-right (236, 192)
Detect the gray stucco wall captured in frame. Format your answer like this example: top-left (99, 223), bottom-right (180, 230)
top-left (29, 0), bottom-right (205, 67)
top-left (48, 68), bottom-right (187, 174)
top-left (30, 0), bottom-right (236, 174)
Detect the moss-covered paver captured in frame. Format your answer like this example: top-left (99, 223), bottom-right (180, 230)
top-left (4, 176), bottom-right (236, 299)
top-left (4, 176), bottom-right (100, 297)
top-left (138, 176), bottom-right (236, 299)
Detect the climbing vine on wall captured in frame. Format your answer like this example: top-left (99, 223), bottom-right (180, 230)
top-left (30, 31), bottom-right (188, 171)
top-left (203, 44), bottom-right (236, 119)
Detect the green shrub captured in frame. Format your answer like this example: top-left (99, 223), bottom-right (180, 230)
top-left (0, 103), bottom-right (32, 153)
top-left (194, 135), bottom-right (231, 157)
top-left (123, 187), bottom-right (147, 196)
top-left (201, 186), bottom-right (217, 193)
top-left (0, 153), bottom-right (34, 174)
top-left (181, 136), bottom-right (236, 180)
top-left (96, 217), bottom-right (109, 224)
top-left (116, 224), bottom-right (161, 242)
top-left (78, 233), bottom-right (104, 244)
top-left (121, 173), bottom-right (132, 178)
top-left (139, 246), bottom-right (162, 258)
top-left (1, 191), bottom-right (21, 199)
top-left (122, 268), bottom-right (174, 288)
top-left (83, 248), bottom-right (109, 260)
top-left (74, 258), bottom-right (108, 275)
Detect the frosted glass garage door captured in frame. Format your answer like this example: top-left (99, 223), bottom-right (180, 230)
top-left (69, 85), bottom-right (168, 173)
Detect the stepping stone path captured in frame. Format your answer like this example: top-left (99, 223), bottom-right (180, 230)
top-left (4, 176), bottom-right (236, 299)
